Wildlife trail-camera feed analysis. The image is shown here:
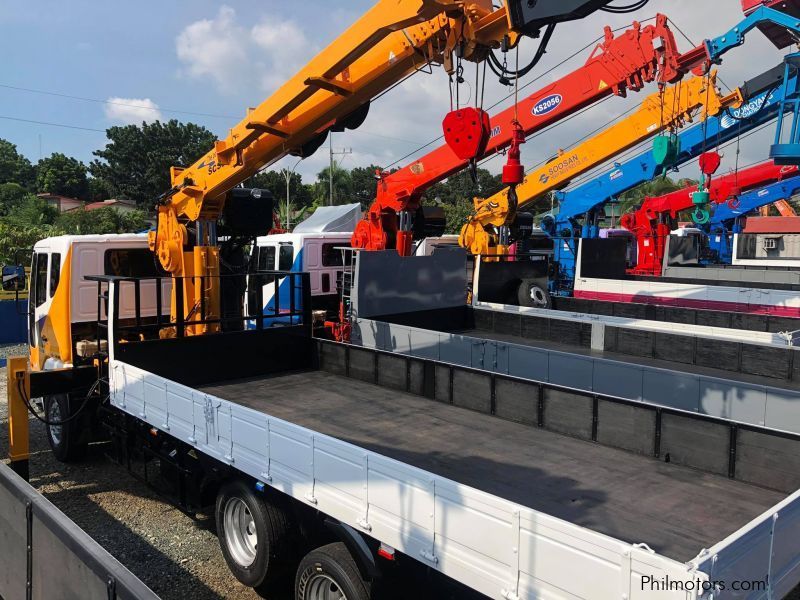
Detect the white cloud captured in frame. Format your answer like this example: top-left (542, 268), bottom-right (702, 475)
top-left (176, 5), bottom-right (314, 95)
top-left (104, 97), bottom-right (162, 124)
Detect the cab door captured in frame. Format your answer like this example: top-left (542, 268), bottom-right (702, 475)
top-left (28, 249), bottom-right (57, 366)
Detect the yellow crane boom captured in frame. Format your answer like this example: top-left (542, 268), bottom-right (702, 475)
top-left (151, 0), bottom-right (518, 333)
top-left (459, 72), bottom-right (744, 256)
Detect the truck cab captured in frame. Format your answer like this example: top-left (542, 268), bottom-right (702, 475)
top-left (24, 234), bottom-right (167, 372)
top-left (5, 234), bottom-right (169, 460)
top-left (246, 232), bottom-right (352, 318)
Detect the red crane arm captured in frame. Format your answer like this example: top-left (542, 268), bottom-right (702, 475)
top-left (353, 13), bottom-right (700, 254)
top-left (621, 160), bottom-right (798, 275)
top-left (631, 161), bottom-right (798, 223)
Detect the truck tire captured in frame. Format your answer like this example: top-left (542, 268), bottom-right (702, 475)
top-left (295, 542), bottom-right (371, 600)
top-left (44, 394), bottom-right (88, 462)
top-left (215, 480), bottom-right (293, 590)
top-left (517, 279), bottom-right (552, 309)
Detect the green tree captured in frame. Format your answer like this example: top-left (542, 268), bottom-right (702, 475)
top-left (35, 153), bottom-right (89, 199)
top-left (0, 139), bottom-right (35, 188)
top-left (426, 168), bottom-right (503, 206)
top-left (349, 165), bottom-right (381, 208)
top-left (55, 207), bottom-right (148, 235)
top-left (313, 165), bottom-right (352, 205)
top-left (441, 197), bottom-right (473, 235)
top-left (424, 168), bottom-right (503, 234)
top-left (0, 222), bottom-right (60, 264)
top-left (90, 120), bottom-right (216, 208)
top-left (617, 176), bottom-right (697, 216)
top-left (0, 183), bottom-right (31, 216)
top-left (87, 177), bottom-right (112, 202)
top-left (247, 170), bottom-right (313, 209)
top-left (5, 195), bottom-right (59, 227)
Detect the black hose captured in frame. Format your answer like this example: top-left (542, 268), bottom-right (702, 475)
top-left (601, 0), bottom-right (649, 13)
top-left (17, 376), bottom-right (100, 427)
top-left (489, 23), bottom-right (555, 82)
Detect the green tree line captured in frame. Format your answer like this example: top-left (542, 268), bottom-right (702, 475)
top-left (5, 117), bottom-right (709, 264)
top-left (0, 118), bottom-right (515, 264)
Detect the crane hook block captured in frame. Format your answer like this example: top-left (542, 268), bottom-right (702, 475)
top-left (442, 107), bottom-right (491, 161)
top-left (692, 207), bottom-right (711, 225)
top-left (502, 122), bottom-right (526, 186)
top-left (652, 135), bottom-right (680, 166)
top-left (698, 151), bottom-right (721, 175)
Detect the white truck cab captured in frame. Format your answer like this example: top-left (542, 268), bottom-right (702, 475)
top-left (25, 234), bottom-right (168, 372)
top-left (246, 204), bottom-right (360, 317)
top-left (247, 232), bottom-right (352, 317)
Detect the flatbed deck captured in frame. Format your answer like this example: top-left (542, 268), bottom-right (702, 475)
top-left (199, 370), bottom-right (785, 563)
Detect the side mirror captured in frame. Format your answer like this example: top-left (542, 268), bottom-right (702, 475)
top-left (2, 265), bottom-right (26, 292)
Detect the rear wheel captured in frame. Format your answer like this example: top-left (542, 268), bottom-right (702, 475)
top-left (517, 279), bottom-right (552, 309)
top-left (215, 480), bottom-right (294, 590)
top-left (44, 394), bottom-right (88, 462)
top-left (295, 542), bottom-right (370, 600)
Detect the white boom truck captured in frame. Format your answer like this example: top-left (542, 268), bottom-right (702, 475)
top-left (4, 244), bottom-right (800, 600)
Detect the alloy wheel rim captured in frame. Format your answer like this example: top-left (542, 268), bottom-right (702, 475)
top-left (223, 497), bottom-right (258, 567)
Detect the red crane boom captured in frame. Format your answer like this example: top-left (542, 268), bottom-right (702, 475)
top-left (620, 160), bottom-right (799, 275)
top-left (352, 14), bottom-right (701, 256)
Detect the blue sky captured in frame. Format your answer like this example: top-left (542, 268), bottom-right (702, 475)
top-left (0, 0), bottom-right (787, 187)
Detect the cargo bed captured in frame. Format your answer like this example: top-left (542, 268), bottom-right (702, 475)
top-left (199, 369), bottom-right (783, 563)
top-left (353, 304), bottom-right (800, 436)
top-left (97, 270), bottom-right (800, 600)
top-left (107, 327), bottom-right (800, 600)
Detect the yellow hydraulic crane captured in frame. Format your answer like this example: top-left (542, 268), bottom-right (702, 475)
top-left (150, 0), bottom-right (567, 334)
top-left (459, 72), bottom-right (744, 256)
top-left (149, 0), bottom-right (654, 334)
top-left (151, 0), bottom-right (526, 333)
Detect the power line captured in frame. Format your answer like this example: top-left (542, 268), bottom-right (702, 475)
top-left (0, 83), bottom-right (238, 120)
top-left (0, 114), bottom-right (105, 132)
top-left (0, 82), bottom-right (426, 146)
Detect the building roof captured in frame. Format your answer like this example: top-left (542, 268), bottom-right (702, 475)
top-left (742, 216), bottom-right (800, 233)
top-left (83, 198), bottom-right (137, 211)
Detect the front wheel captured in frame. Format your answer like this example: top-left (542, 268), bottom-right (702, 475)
top-left (517, 279), bottom-right (552, 309)
top-left (44, 394), bottom-right (88, 462)
top-left (295, 542), bottom-right (371, 600)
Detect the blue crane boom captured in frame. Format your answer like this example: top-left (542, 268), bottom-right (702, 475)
top-left (544, 64), bottom-right (797, 295)
top-left (706, 173), bottom-right (800, 262)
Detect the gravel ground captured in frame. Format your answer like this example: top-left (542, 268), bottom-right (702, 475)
top-left (1, 343), bottom-right (798, 600)
top-left (0, 356), bottom-right (268, 600)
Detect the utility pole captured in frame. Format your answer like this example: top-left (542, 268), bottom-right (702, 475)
top-left (328, 133), bottom-right (352, 206)
top-left (282, 158), bottom-right (302, 231)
